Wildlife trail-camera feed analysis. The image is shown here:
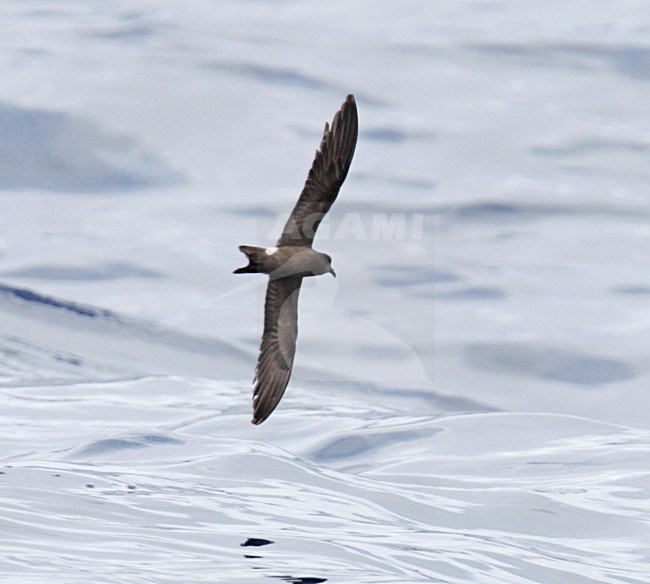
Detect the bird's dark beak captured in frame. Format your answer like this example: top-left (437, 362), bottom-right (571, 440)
top-left (329, 268), bottom-right (336, 278)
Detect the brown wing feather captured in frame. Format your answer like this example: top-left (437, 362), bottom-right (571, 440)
top-left (251, 276), bottom-right (303, 424)
top-left (276, 94), bottom-right (358, 248)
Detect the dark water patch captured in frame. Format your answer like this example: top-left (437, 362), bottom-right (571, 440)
top-left (462, 201), bottom-right (521, 216)
top-left (452, 201), bottom-right (563, 220)
top-left (0, 101), bottom-right (185, 192)
top-left (205, 63), bottom-right (332, 91)
top-left (72, 434), bottom-right (184, 458)
top-left (205, 61), bottom-right (385, 105)
top-left (356, 345), bottom-right (413, 360)
top-left (84, 9), bottom-right (158, 42)
top-left (242, 537), bottom-right (273, 559)
top-left (312, 435), bottom-right (372, 460)
top-left (387, 176), bottom-right (436, 190)
top-left (353, 171), bottom-right (437, 191)
top-left (363, 127), bottom-right (409, 143)
top-left (467, 42), bottom-right (650, 80)
top-left (611, 285), bottom-right (650, 296)
top-left (274, 577), bottom-right (327, 584)
top-left (75, 439), bottom-right (147, 457)
top-left (467, 42), bottom-right (590, 70)
top-left (532, 138), bottom-right (650, 158)
top-left (88, 23), bottom-right (156, 41)
top-left (362, 126), bottom-right (435, 144)
top-left (310, 380), bottom-right (495, 413)
top-left (311, 430), bottom-right (424, 462)
top-left (465, 343), bottom-right (636, 385)
top-left (559, 44), bottom-right (650, 80)
top-left (398, 385), bottom-right (493, 411)
top-left (207, 62), bottom-right (331, 90)
top-left (226, 206), bottom-right (277, 218)
top-left (375, 273), bottom-right (503, 299)
top-left (0, 284), bottom-right (117, 319)
top-left (414, 286), bottom-right (506, 300)
top-left (374, 265), bottom-right (462, 288)
top-left (140, 434), bottom-right (184, 445)
top-left (238, 336), bottom-right (262, 348)
top-left (242, 538), bottom-right (274, 547)
top-left (54, 355), bottom-right (82, 366)
top-left (2, 262), bottom-right (163, 281)
top-left (445, 200), bottom-right (650, 223)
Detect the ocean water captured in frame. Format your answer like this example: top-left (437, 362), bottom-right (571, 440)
top-left (1, 1), bottom-right (649, 582)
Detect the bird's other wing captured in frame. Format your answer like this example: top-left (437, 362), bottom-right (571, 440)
top-left (252, 276), bottom-right (303, 424)
top-left (276, 94), bottom-right (358, 248)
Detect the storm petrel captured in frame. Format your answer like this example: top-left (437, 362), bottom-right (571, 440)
top-left (234, 95), bottom-right (358, 424)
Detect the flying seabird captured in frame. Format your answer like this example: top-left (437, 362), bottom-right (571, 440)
top-left (234, 94), bottom-right (358, 425)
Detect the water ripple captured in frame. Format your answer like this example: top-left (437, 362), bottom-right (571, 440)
top-left (1, 378), bottom-right (648, 583)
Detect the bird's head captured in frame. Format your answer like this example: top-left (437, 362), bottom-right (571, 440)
top-left (323, 253), bottom-right (336, 278)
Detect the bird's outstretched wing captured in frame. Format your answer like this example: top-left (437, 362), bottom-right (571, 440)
top-left (252, 276), bottom-right (303, 424)
top-left (276, 94), bottom-right (358, 248)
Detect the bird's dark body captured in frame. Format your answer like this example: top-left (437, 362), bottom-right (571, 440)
top-left (234, 95), bottom-right (358, 424)
top-left (234, 245), bottom-right (332, 279)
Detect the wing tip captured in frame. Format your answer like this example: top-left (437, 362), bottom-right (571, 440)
top-left (344, 94), bottom-right (357, 115)
top-left (340, 94), bottom-right (358, 133)
top-left (251, 400), bottom-right (272, 425)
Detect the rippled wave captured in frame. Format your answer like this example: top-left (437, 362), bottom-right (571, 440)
top-left (1, 374), bottom-right (648, 583)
